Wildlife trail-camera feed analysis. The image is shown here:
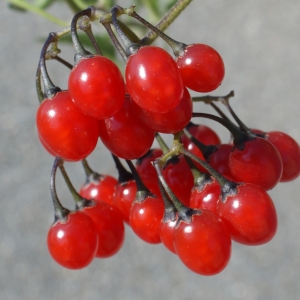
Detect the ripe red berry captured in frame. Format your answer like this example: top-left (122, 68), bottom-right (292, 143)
top-left (181, 123), bottom-right (221, 172)
top-left (208, 144), bottom-right (234, 180)
top-left (80, 201), bottom-right (125, 258)
top-left (174, 210), bottom-right (231, 275)
top-left (176, 43), bottom-right (225, 92)
top-left (125, 46), bottom-right (184, 113)
top-left (47, 211), bottom-right (98, 269)
top-left (229, 137), bottom-right (283, 190)
top-left (163, 155), bottom-right (194, 207)
top-left (79, 174), bottom-right (117, 207)
top-left (113, 179), bottom-right (136, 223)
top-left (136, 148), bottom-right (163, 182)
top-left (190, 177), bottom-right (221, 214)
top-left (159, 218), bottom-right (177, 254)
top-left (265, 131), bottom-right (300, 182)
top-left (68, 55), bottom-right (125, 119)
top-left (36, 91), bottom-right (99, 161)
top-left (217, 183), bottom-right (277, 245)
top-left (98, 95), bottom-right (155, 160)
top-left (129, 195), bottom-right (164, 244)
top-left (131, 87), bottom-right (193, 134)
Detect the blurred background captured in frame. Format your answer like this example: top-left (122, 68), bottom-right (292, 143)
top-left (1, 0), bottom-right (300, 299)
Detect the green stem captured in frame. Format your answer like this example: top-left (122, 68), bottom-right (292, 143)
top-left (7, 0), bottom-right (69, 27)
top-left (142, 0), bottom-right (193, 45)
top-left (155, 133), bottom-right (169, 154)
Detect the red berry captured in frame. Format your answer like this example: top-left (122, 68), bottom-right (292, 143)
top-left (132, 87), bottom-right (193, 134)
top-left (208, 144), bottom-right (234, 180)
top-left (217, 183), bottom-right (277, 245)
top-left (129, 195), bottom-right (164, 244)
top-left (98, 95), bottom-right (155, 160)
top-left (160, 218), bottom-right (177, 254)
top-left (68, 56), bottom-right (125, 119)
top-left (163, 155), bottom-right (194, 207)
top-left (229, 137), bottom-right (283, 190)
top-left (47, 211), bottom-right (98, 269)
top-left (81, 201), bottom-right (125, 258)
top-left (113, 180), bottom-right (136, 223)
top-left (266, 131), bottom-right (300, 182)
top-left (79, 174), bottom-right (117, 207)
top-left (190, 177), bottom-right (221, 213)
top-left (36, 91), bottom-right (99, 161)
top-left (174, 211), bottom-right (231, 275)
top-left (181, 123), bottom-right (221, 172)
top-left (126, 46), bottom-right (184, 113)
top-left (176, 44), bottom-right (225, 92)
top-left (136, 149), bottom-right (163, 181)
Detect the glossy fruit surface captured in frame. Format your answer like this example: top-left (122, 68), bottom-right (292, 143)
top-left (182, 124), bottom-right (221, 172)
top-left (160, 218), bottom-right (177, 254)
top-left (132, 87), bottom-right (193, 134)
top-left (217, 183), bottom-right (277, 245)
top-left (68, 56), bottom-right (125, 119)
top-left (176, 44), bottom-right (225, 92)
top-left (174, 211), bottom-right (231, 275)
top-left (266, 131), bottom-right (300, 182)
top-left (47, 211), bottom-right (98, 269)
top-left (81, 201), bottom-right (125, 258)
top-left (37, 91), bottom-right (99, 161)
top-left (190, 177), bottom-right (221, 213)
top-left (229, 137), bottom-right (283, 190)
top-left (130, 196), bottom-right (164, 244)
top-left (136, 148), bottom-right (163, 181)
top-left (182, 124), bottom-right (221, 148)
top-left (114, 180), bottom-right (137, 223)
top-left (126, 46), bottom-right (184, 113)
top-left (208, 144), bottom-right (234, 180)
top-left (98, 95), bottom-right (155, 160)
top-left (163, 156), bottom-right (194, 207)
top-left (79, 174), bottom-right (117, 207)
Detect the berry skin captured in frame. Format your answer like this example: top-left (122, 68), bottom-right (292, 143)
top-left (68, 56), bottom-right (125, 120)
top-left (47, 211), bottom-right (98, 269)
top-left (208, 144), bottom-right (234, 180)
top-left (80, 201), bottom-right (125, 258)
top-left (113, 180), bottom-right (137, 223)
top-left (79, 174), bottom-right (117, 207)
top-left (163, 155), bottom-right (194, 207)
top-left (36, 91), bottom-right (99, 161)
top-left (266, 131), bottom-right (300, 182)
top-left (98, 95), bottom-right (155, 160)
top-left (129, 195), bottom-right (164, 244)
top-left (159, 218), bottom-right (177, 254)
top-left (217, 183), bottom-right (277, 245)
top-left (176, 43), bottom-right (225, 92)
top-left (190, 177), bottom-right (221, 214)
top-left (131, 87), bottom-right (193, 134)
top-left (174, 210), bottom-right (231, 276)
top-left (126, 46), bottom-right (184, 113)
top-left (181, 123), bottom-right (221, 172)
top-left (229, 137), bottom-right (283, 190)
top-left (136, 148), bottom-right (163, 182)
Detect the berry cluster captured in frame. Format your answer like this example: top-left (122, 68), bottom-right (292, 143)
top-left (35, 4), bottom-right (300, 275)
